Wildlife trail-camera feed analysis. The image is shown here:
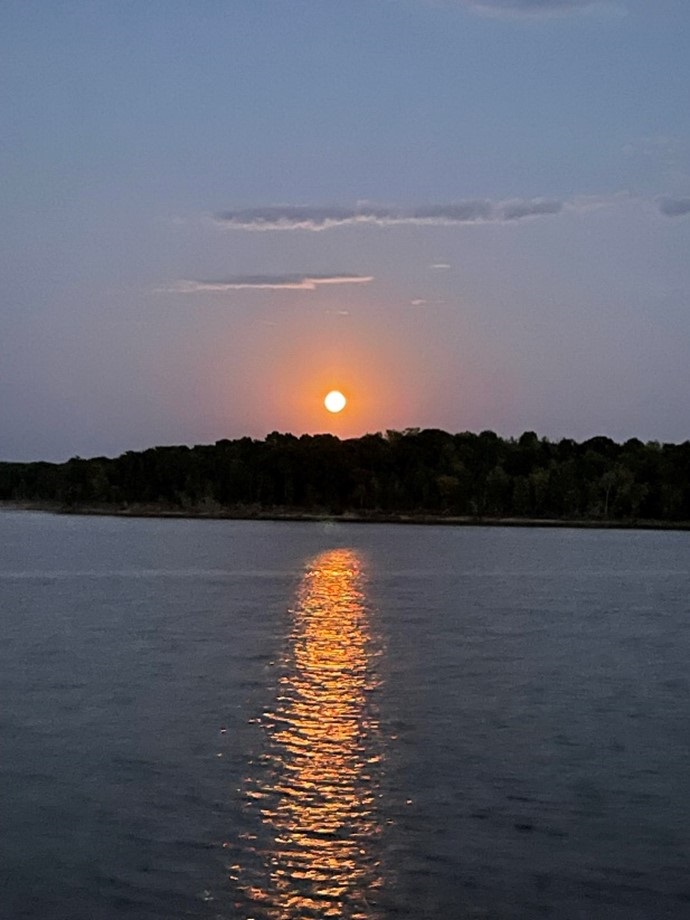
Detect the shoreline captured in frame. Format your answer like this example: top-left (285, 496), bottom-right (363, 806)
top-left (2, 501), bottom-right (689, 531)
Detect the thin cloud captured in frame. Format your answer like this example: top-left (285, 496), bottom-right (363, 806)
top-left (412, 201), bottom-right (492, 222)
top-left (658, 197), bottom-right (690, 218)
top-left (164, 274), bottom-right (374, 293)
top-left (500, 198), bottom-right (563, 220)
top-left (462, 0), bottom-right (619, 18)
top-left (214, 206), bottom-right (390, 232)
top-left (214, 198), bottom-right (566, 231)
top-left (567, 191), bottom-right (632, 212)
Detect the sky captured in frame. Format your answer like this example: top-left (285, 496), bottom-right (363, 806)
top-left (2, 0), bottom-right (689, 461)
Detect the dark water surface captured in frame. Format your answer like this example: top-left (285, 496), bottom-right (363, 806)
top-left (1, 513), bottom-right (689, 919)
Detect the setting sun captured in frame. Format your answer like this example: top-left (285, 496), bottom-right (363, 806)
top-left (324, 390), bottom-right (347, 413)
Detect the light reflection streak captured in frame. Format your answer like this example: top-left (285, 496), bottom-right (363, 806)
top-left (236, 548), bottom-right (383, 919)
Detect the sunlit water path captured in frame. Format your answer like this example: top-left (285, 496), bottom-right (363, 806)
top-left (2, 512), bottom-right (690, 919)
top-left (234, 548), bottom-right (384, 919)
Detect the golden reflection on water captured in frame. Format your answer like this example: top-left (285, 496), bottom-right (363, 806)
top-left (238, 548), bottom-right (383, 919)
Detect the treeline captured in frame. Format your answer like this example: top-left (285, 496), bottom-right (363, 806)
top-left (2, 429), bottom-right (690, 522)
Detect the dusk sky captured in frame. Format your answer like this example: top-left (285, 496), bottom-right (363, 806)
top-left (2, 0), bottom-right (689, 461)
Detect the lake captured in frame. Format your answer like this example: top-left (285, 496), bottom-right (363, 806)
top-left (1, 512), bottom-right (689, 919)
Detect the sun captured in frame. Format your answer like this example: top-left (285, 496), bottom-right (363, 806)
top-left (324, 390), bottom-right (347, 413)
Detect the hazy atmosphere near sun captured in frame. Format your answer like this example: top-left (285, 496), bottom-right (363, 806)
top-left (2, 0), bottom-right (689, 462)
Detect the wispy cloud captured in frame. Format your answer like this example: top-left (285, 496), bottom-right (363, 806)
top-left (214, 198), bottom-right (566, 231)
top-left (461, 0), bottom-right (621, 18)
top-left (162, 274), bottom-right (373, 293)
top-left (500, 198), bottom-right (563, 220)
top-left (412, 202), bottom-right (492, 223)
top-left (658, 197), bottom-right (690, 218)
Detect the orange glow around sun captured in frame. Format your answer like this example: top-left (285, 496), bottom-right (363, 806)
top-left (218, 306), bottom-right (425, 437)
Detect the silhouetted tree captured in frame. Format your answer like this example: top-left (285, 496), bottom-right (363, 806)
top-left (1, 429), bottom-right (689, 524)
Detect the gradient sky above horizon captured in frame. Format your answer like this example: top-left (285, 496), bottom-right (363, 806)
top-left (2, 0), bottom-right (689, 461)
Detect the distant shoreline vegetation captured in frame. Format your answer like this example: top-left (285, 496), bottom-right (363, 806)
top-left (2, 429), bottom-right (689, 528)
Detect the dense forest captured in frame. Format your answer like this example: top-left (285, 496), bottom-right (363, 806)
top-left (2, 429), bottom-right (690, 524)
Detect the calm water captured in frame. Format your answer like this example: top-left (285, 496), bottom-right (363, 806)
top-left (1, 513), bottom-right (690, 919)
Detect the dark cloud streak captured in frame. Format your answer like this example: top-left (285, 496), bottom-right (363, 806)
top-left (463, 0), bottom-right (612, 17)
top-left (214, 199), bottom-right (565, 231)
top-left (658, 197), bottom-right (690, 218)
